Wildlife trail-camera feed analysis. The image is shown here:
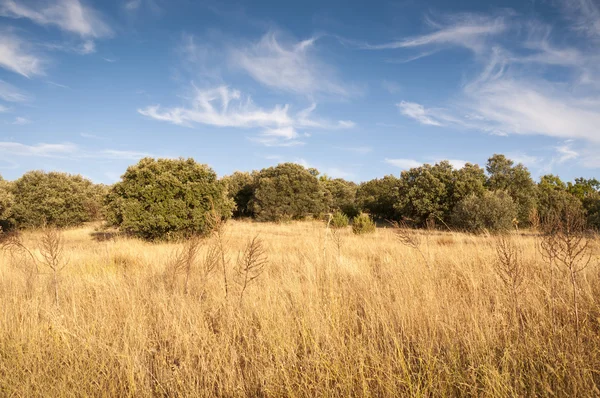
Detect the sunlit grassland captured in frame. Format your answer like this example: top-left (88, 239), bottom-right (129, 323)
top-left (1, 221), bottom-right (599, 397)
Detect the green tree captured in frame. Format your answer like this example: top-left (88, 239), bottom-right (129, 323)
top-left (486, 154), bottom-right (537, 224)
top-left (0, 175), bottom-right (14, 231)
top-left (320, 176), bottom-right (358, 217)
top-left (453, 163), bottom-right (487, 204)
top-left (105, 157), bottom-right (233, 241)
top-left (536, 175), bottom-right (579, 221)
top-left (251, 163), bottom-right (325, 222)
top-left (451, 191), bottom-right (517, 232)
top-left (567, 178), bottom-right (600, 229)
top-left (11, 171), bottom-right (103, 228)
top-left (355, 175), bottom-right (401, 220)
top-left (395, 161), bottom-right (455, 225)
top-left (222, 171), bottom-right (255, 218)
top-left (567, 177), bottom-right (600, 200)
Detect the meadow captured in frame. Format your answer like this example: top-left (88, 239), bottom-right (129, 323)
top-left (1, 220), bottom-right (599, 397)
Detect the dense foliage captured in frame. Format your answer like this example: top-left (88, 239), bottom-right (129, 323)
top-left (10, 171), bottom-right (103, 228)
top-left (105, 158), bottom-right (232, 240)
top-left (486, 154), bottom-right (537, 224)
top-left (0, 175), bottom-right (14, 231)
top-left (5, 153), bottom-right (600, 235)
top-left (330, 210), bottom-right (349, 229)
top-left (222, 171), bottom-right (255, 218)
top-left (355, 175), bottom-right (401, 221)
top-left (320, 176), bottom-right (359, 217)
top-left (352, 213), bottom-right (376, 235)
top-left (451, 191), bottom-right (517, 232)
top-left (251, 163), bottom-right (325, 222)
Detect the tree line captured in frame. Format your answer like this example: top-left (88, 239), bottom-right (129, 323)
top-left (0, 154), bottom-right (598, 240)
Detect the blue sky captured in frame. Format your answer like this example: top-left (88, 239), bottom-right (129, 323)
top-left (1, 0), bottom-right (599, 184)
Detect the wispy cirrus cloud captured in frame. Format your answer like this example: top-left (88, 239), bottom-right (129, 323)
top-left (385, 9), bottom-right (600, 149)
top-left (560, 0), bottom-right (600, 39)
top-left (138, 85), bottom-right (355, 146)
top-left (0, 0), bottom-right (112, 38)
top-left (397, 101), bottom-right (443, 126)
top-left (0, 142), bottom-right (77, 157)
top-left (230, 31), bottom-right (351, 97)
top-left (0, 141), bottom-right (154, 161)
top-left (12, 116), bottom-right (31, 125)
top-left (0, 80), bottom-right (29, 102)
top-left (384, 158), bottom-right (422, 169)
top-left (0, 0), bottom-right (112, 57)
top-left (0, 32), bottom-right (45, 77)
top-left (361, 12), bottom-right (507, 54)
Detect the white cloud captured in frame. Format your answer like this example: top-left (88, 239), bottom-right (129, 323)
top-left (446, 159), bottom-right (468, 169)
top-left (397, 101), bottom-right (442, 126)
top-left (231, 31), bottom-right (349, 96)
top-left (0, 105), bottom-right (9, 113)
top-left (0, 141), bottom-right (154, 161)
top-left (555, 142), bottom-right (579, 163)
top-left (0, 142), bottom-right (77, 156)
top-left (0, 0), bottom-right (112, 38)
top-left (0, 33), bottom-right (45, 77)
top-left (98, 150), bottom-right (151, 160)
top-left (561, 0), bottom-right (600, 39)
top-left (125, 0), bottom-right (142, 11)
top-left (0, 80), bottom-right (28, 102)
top-left (364, 13), bottom-right (507, 54)
top-left (78, 40), bottom-right (96, 54)
top-left (139, 85), bottom-right (354, 146)
top-left (506, 152), bottom-right (541, 168)
top-left (387, 11), bottom-right (600, 145)
top-left (12, 116), bottom-right (31, 125)
top-left (384, 158), bottom-right (422, 169)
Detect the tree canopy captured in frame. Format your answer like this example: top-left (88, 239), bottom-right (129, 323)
top-left (251, 163), bottom-right (325, 221)
top-left (105, 157), bottom-right (233, 240)
top-left (10, 171), bottom-right (102, 228)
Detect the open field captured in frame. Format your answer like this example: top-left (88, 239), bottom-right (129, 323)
top-left (1, 221), bottom-right (600, 397)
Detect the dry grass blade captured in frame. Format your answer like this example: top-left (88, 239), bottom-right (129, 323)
top-left (389, 220), bottom-right (429, 268)
top-left (235, 235), bottom-right (268, 304)
top-left (165, 236), bottom-right (202, 294)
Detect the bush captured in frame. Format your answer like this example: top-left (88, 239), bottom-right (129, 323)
top-left (222, 171), bottom-right (255, 218)
top-left (352, 213), bottom-right (376, 235)
top-left (451, 191), bottom-right (516, 232)
top-left (320, 177), bottom-right (359, 217)
top-left (0, 176), bottom-right (14, 231)
top-left (356, 176), bottom-right (401, 221)
top-left (10, 171), bottom-right (103, 228)
top-left (251, 163), bottom-right (325, 222)
top-left (105, 157), bottom-right (233, 241)
top-left (330, 211), bottom-right (349, 229)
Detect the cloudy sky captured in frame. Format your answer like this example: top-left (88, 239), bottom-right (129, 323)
top-left (1, 0), bottom-right (599, 183)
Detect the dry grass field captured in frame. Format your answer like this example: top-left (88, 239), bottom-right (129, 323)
top-left (1, 220), bottom-right (600, 397)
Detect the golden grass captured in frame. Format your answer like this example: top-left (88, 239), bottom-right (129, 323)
top-left (1, 221), bottom-right (600, 397)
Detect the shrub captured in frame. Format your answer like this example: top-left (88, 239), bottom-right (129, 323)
top-left (352, 213), bottom-right (376, 235)
top-left (0, 176), bottom-right (14, 231)
top-left (222, 171), bottom-right (255, 218)
top-left (356, 175), bottom-right (401, 221)
top-left (251, 163), bottom-right (325, 222)
top-left (451, 191), bottom-right (516, 232)
top-left (105, 157), bottom-right (233, 241)
top-left (320, 177), bottom-right (359, 217)
top-left (11, 171), bottom-right (103, 228)
top-left (330, 211), bottom-right (349, 229)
